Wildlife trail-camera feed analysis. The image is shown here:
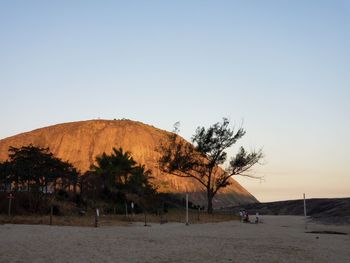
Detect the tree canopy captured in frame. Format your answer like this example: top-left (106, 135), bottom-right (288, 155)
top-left (0, 145), bottom-right (159, 214)
top-left (87, 147), bottom-right (157, 210)
top-left (0, 145), bottom-right (79, 193)
top-left (159, 118), bottom-right (263, 213)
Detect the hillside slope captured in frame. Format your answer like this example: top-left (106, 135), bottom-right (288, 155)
top-left (231, 198), bottom-right (350, 224)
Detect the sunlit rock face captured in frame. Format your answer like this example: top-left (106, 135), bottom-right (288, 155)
top-left (0, 119), bottom-right (258, 207)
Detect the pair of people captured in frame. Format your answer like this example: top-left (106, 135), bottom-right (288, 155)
top-left (239, 209), bottom-right (250, 222)
top-left (239, 210), bottom-right (260, 223)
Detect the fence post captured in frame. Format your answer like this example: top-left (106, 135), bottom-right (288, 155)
top-left (303, 193), bottom-right (307, 229)
top-left (186, 193), bottom-right (189, 225)
top-left (95, 208), bottom-right (99, 227)
top-left (8, 198), bottom-right (12, 217)
top-left (50, 205), bottom-right (53, 225)
top-left (303, 193), bottom-right (307, 217)
top-left (125, 202), bottom-right (128, 218)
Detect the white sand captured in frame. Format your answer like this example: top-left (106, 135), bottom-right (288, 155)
top-left (0, 215), bottom-right (349, 263)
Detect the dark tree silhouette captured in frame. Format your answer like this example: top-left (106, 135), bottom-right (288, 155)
top-left (89, 147), bottom-right (157, 209)
top-left (159, 118), bottom-right (263, 213)
top-left (90, 147), bottom-right (137, 192)
top-left (0, 145), bottom-right (79, 193)
top-left (0, 161), bottom-right (12, 191)
top-left (78, 171), bottom-right (103, 200)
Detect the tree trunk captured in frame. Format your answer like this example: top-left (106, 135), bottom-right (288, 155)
top-left (207, 190), bottom-right (214, 214)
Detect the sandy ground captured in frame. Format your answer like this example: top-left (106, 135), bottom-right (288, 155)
top-left (0, 215), bottom-right (349, 263)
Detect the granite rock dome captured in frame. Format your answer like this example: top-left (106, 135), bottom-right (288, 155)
top-left (0, 119), bottom-right (258, 207)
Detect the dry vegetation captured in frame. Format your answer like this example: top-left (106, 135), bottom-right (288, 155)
top-left (0, 209), bottom-right (239, 227)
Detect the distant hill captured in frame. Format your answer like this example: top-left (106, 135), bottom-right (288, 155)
top-left (0, 119), bottom-right (258, 208)
top-left (231, 198), bottom-right (350, 224)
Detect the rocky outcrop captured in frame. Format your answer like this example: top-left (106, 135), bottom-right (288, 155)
top-left (0, 119), bottom-right (258, 207)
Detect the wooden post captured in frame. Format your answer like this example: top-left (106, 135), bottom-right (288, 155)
top-left (303, 193), bottom-right (307, 217)
top-left (185, 193), bottom-right (189, 225)
top-left (131, 202), bottom-right (134, 217)
top-left (95, 208), bottom-right (99, 227)
top-left (8, 198), bottom-right (12, 217)
top-left (125, 202), bottom-right (128, 218)
top-left (303, 193), bottom-right (307, 230)
top-left (50, 205), bottom-right (53, 225)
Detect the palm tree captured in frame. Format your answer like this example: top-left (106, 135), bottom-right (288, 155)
top-left (91, 147), bottom-right (136, 192)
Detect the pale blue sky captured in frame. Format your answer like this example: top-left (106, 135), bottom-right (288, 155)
top-left (0, 1), bottom-right (349, 201)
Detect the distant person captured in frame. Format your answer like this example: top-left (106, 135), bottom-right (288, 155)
top-left (255, 212), bottom-right (260, 224)
top-left (239, 210), bottom-right (243, 222)
top-left (243, 211), bottom-right (250, 223)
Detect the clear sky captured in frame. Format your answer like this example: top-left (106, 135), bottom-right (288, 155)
top-left (1, 1), bottom-right (349, 202)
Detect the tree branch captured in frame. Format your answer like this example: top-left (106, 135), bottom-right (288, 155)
top-left (164, 170), bottom-right (207, 189)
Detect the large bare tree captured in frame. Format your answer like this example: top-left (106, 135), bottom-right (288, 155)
top-left (159, 118), bottom-right (263, 213)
